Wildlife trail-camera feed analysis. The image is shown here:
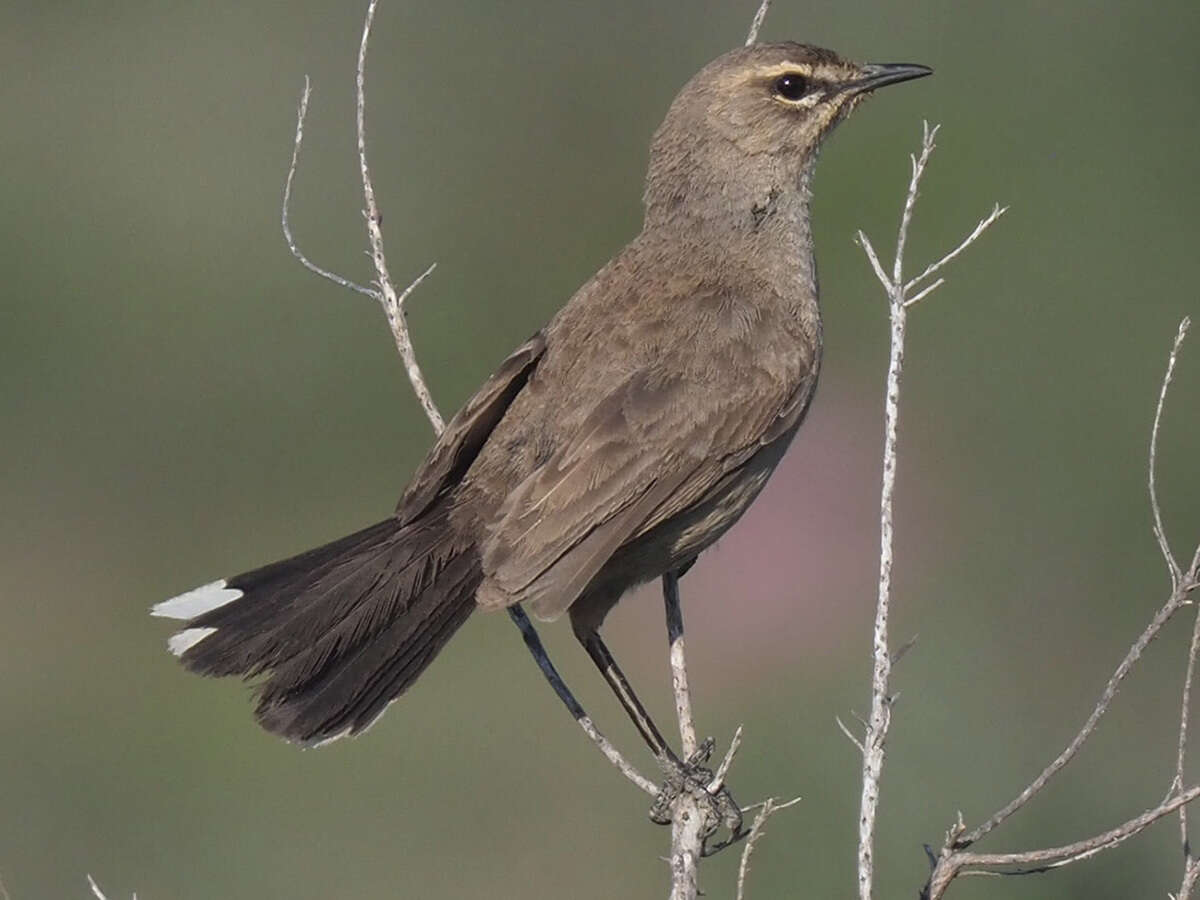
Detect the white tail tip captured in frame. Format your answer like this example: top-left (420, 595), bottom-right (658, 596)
top-left (152, 579), bottom-right (243, 620)
top-left (167, 627), bottom-right (218, 656)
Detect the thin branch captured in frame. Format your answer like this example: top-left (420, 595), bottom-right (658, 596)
top-left (855, 231), bottom-right (891, 292)
top-left (1150, 317), bottom-right (1192, 590)
top-left (854, 122), bottom-right (1005, 900)
top-left (959, 317), bottom-right (1195, 850)
top-left (1179, 857), bottom-right (1200, 900)
top-left (903, 203), bottom-right (1008, 295)
top-left (890, 121), bottom-right (940, 287)
top-left (357, 0), bottom-right (444, 434)
top-left (744, 0), bottom-right (772, 45)
top-left (735, 798), bottom-right (776, 900)
top-left (281, 77), bottom-right (379, 299)
top-left (733, 796), bottom-right (802, 899)
top-left (836, 715), bottom-right (866, 754)
top-left (709, 724), bottom-right (744, 792)
top-left (925, 787), bottom-right (1200, 900)
top-left (1162, 318), bottom-right (1198, 868)
top-left (854, 122), bottom-right (929, 900)
top-left (960, 589), bottom-right (1189, 848)
top-left (1178, 605), bottom-right (1200, 855)
top-left (85, 875), bottom-right (134, 900)
top-left (902, 276), bottom-right (945, 309)
top-left (279, 0), bottom-right (668, 801)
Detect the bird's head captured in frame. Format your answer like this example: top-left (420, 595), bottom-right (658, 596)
top-left (644, 42), bottom-right (931, 229)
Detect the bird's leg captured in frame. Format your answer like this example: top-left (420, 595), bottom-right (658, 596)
top-left (576, 626), bottom-right (681, 765)
top-left (573, 602), bottom-right (745, 851)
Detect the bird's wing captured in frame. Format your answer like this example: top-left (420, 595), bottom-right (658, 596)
top-left (479, 363), bottom-right (817, 619)
top-left (395, 332), bottom-right (547, 525)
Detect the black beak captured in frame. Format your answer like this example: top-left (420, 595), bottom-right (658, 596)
top-left (845, 62), bottom-right (933, 95)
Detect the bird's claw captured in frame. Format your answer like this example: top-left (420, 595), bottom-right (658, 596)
top-left (647, 737), bottom-right (747, 855)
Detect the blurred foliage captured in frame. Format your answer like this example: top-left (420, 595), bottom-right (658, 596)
top-left (1, 1), bottom-right (1199, 898)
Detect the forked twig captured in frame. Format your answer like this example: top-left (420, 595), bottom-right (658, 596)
top-left (357, 0), bottom-right (444, 434)
top-left (282, 77), bottom-right (377, 299)
top-left (956, 318), bottom-right (1195, 849)
top-left (735, 795), bottom-right (803, 900)
top-left (922, 317), bottom-right (1199, 899)
top-left (926, 787), bottom-right (1200, 900)
top-left (279, 0), bottom-right (655, 798)
top-left (852, 121), bottom-right (1006, 900)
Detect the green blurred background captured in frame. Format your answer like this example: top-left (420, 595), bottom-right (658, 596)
top-left (3, 1), bottom-right (1199, 897)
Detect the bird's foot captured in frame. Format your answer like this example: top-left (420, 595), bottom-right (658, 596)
top-left (648, 737), bottom-right (748, 856)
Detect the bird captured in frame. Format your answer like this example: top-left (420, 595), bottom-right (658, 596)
top-left (153, 41), bottom-right (931, 750)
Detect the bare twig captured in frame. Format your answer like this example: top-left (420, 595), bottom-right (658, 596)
top-left (836, 715), bottom-right (866, 754)
top-left (1179, 598), bottom-right (1200, 855)
top-left (1150, 317), bottom-right (1192, 590)
top-left (735, 796), bottom-right (802, 900)
top-left (925, 787), bottom-right (1200, 900)
top-left (961, 590), bottom-right (1189, 849)
top-left (903, 203), bottom-right (1008, 295)
top-left (278, 0), bottom-right (660, 799)
top-left (921, 318), bottom-right (1200, 899)
top-left (1179, 858), bottom-right (1200, 900)
top-left (959, 318), bottom-right (1196, 850)
top-left (710, 724), bottom-right (745, 792)
top-left (357, 0), bottom-right (444, 433)
top-left (85, 875), bottom-right (134, 900)
top-left (745, 0), bottom-right (772, 45)
top-left (853, 121), bottom-right (1005, 900)
top-left (281, 77), bottom-right (378, 299)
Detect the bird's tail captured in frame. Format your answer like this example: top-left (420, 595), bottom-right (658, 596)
top-left (152, 505), bottom-right (480, 746)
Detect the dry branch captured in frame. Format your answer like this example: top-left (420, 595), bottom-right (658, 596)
top-left (920, 317), bottom-right (1198, 898)
top-left (852, 121), bottom-right (1006, 900)
top-left (279, 0), bottom-right (660, 799)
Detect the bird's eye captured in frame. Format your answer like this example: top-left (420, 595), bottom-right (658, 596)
top-left (773, 73), bottom-right (809, 101)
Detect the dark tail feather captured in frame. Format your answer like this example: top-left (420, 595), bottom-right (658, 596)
top-left (153, 507), bottom-right (481, 746)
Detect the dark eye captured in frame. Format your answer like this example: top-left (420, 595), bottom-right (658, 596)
top-left (773, 73), bottom-right (808, 101)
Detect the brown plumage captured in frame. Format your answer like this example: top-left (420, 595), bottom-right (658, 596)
top-left (153, 42), bottom-right (930, 746)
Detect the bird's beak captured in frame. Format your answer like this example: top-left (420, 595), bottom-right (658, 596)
top-left (845, 62), bottom-right (933, 95)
